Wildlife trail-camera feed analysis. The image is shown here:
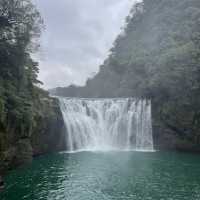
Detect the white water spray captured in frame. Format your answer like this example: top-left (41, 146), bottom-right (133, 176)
top-left (59, 98), bottom-right (154, 152)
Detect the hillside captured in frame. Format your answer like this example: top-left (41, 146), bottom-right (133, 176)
top-left (51, 0), bottom-right (200, 151)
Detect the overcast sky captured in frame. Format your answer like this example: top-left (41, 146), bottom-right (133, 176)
top-left (32, 0), bottom-right (137, 89)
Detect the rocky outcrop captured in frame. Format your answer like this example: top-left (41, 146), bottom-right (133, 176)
top-left (2, 139), bottom-right (33, 171)
top-left (31, 97), bottom-right (66, 156)
top-left (0, 140), bottom-right (33, 178)
top-left (0, 96), bottom-right (66, 175)
top-left (153, 126), bottom-right (200, 153)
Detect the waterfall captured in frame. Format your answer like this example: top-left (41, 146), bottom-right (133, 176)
top-left (59, 98), bottom-right (154, 152)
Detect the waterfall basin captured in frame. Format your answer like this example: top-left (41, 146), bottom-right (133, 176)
top-left (1, 151), bottom-right (200, 200)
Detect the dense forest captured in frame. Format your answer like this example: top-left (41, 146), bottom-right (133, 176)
top-left (0, 0), bottom-right (65, 174)
top-left (52, 0), bottom-right (200, 151)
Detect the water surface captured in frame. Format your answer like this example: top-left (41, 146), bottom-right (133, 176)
top-left (1, 151), bottom-right (200, 200)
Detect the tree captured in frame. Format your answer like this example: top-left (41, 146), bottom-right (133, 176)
top-left (0, 0), bottom-right (43, 143)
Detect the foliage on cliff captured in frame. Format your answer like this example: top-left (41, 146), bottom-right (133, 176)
top-left (0, 0), bottom-right (50, 169)
top-left (53, 0), bottom-right (200, 147)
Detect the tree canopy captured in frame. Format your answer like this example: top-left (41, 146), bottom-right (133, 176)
top-left (0, 0), bottom-right (43, 150)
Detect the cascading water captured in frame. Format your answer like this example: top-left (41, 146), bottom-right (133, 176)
top-left (59, 98), bottom-right (154, 152)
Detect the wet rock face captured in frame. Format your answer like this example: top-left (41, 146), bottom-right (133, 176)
top-left (15, 138), bottom-right (33, 166)
top-left (153, 126), bottom-right (178, 150)
top-left (0, 97), bottom-right (66, 173)
top-left (31, 98), bottom-right (66, 156)
top-left (31, 113), bottom-right (66, 156)
top-left (1, 138), bottom-right (32, 172)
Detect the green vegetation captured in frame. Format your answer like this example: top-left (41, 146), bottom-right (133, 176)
top-left (0, 0), bottom-right (42, 170)
top-left (0, 0), bottom-right (42, 139)
top-left (53, 0), bottom-right (200, 150)
top-left (0, 0), bottom-right (64, 172)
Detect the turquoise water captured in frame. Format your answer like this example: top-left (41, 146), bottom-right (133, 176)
top-left (1, 151), bottom-right (200, 200)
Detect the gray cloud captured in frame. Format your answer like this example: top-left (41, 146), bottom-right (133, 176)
top-left (32, 0), bottom-right (137, 89)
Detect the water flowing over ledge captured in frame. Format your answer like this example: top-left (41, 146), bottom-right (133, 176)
top-left (58, 98), bottom-right (154, 152)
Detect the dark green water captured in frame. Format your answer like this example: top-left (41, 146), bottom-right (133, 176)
top-left (1, 151), bottom-right (200, 200)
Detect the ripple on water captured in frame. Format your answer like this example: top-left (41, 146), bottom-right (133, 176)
top-left (1, 151), bottom-right (200, 200)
